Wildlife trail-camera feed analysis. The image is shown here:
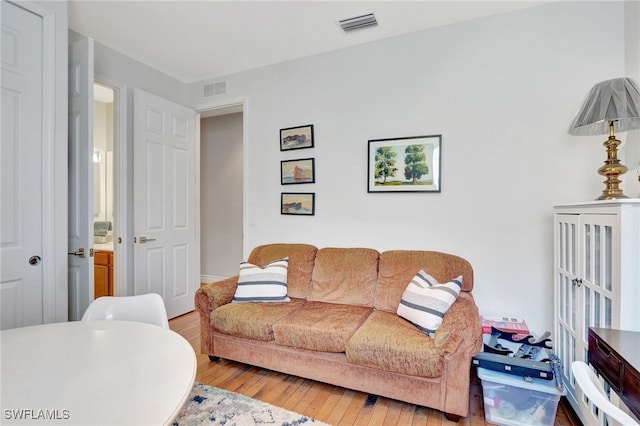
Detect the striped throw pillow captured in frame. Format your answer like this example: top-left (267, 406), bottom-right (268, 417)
top-left (232, 257), bottom-right (290, 303)
top-left (397, 270), bottom-right (462, 336)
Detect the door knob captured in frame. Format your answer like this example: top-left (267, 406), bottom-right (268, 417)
top-left (28, 255), bottom-right (41, 265)
top-left (68, 248), bottom-right (86, 257)
top-left (136, 236), bottom-right (156, 244)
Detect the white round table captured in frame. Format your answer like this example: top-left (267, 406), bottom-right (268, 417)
top-left (1, 320), bottom-right (196, 425)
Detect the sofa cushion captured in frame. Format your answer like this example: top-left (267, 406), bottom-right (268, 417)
top-left (346, 310), bottom-right (444, 378)
top-left (233, 258), bottom-right (290, 303)
top-left (374, 250), bottom-right (473, 312)
top-left (273, 301), bottom-right (372, 352)
top-left (307, 248), bottom-right (379, 307)
top-left (397, 271), bottom-right (462, 336)
top-left (247, 244), bottom-right (318, 299)
top-left (211, 298), bottom-right (306, 341)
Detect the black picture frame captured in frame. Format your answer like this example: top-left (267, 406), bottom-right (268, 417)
top-left (281, 158), bottom-right (315, 185)
top-left (281, 193), bottom-right (315, 215)
top-left (280, 124), bottom-right (314, 151)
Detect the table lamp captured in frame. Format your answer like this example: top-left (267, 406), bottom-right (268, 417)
top-left (568, 77), bottom-right (640, 200)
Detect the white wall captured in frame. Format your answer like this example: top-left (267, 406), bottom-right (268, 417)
top-left (200, 113), bottom-right (244, 280)
top-left (93, 100), bottom-right (114, 223)
top-left (188, 2), bottom-right (630, 334)
top-left (625, 0), bottom-right (640, 197)
top-left (93, 100), bottom-right (107, 220)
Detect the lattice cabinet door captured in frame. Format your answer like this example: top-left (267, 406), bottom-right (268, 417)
top-left (554, 201), bottom-right (640, 426)
top-left (554, 212), bottom-right (580, 401)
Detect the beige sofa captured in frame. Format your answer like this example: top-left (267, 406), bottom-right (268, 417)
top-left (195, 243), bottom-right (482, 421)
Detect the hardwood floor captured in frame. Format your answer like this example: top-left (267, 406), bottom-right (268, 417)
top-left (169, 311), bottom-right (582, 425)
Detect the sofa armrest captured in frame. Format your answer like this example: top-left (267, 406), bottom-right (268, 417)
top-left (433, 292), bottom-right (482, 358)
top-left (194, 276), bottom-right (238, 357)
top-left (195, 276), bottom-right (238, 315)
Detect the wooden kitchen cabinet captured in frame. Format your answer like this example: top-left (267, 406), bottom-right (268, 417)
top-left (94, 250), bottom-right (113, 298)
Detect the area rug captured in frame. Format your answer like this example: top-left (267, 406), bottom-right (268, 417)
top-left (173, 382), bottom-right (329, 426)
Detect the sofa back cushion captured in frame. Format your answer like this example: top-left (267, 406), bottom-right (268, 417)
top-left (374, 250), bottom-right (474, 312)
top-left (307, 247), bottom-right (379, 307)
top-left (247, 243), bottom-right (318, 299)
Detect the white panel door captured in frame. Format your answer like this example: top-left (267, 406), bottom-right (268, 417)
top-left (68, 37), bottom-right (94, 320)
top-left (0, 1), bottom-right (44, 330)
top-left (133, 89), bottom-right (197, 318)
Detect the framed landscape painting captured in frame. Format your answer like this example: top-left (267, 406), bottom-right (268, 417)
top-left (281, 158), bottom-right (315, 185)
top-left (280, 125), bottom-right (314, 151)
top-left (281, 193), bottom-right (315, 215)
top-left (367, 134), bottom-right (441, 193)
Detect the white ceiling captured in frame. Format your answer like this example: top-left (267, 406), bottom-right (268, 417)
top-left (68, 1), bottom-right (548, 83)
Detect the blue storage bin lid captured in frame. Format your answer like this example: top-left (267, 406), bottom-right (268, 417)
top-left (477, 367), bottom-right (566, 396)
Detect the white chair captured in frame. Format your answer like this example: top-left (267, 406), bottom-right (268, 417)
top-left (81, 293), bottom-right (170, 329)
top-left (571, 361), bottom-right (639, 426)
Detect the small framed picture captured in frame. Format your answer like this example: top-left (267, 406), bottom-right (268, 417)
top-left (281, 193), bottom-right (315, 215)
top-left (367, 134), bottom-right (442, 193)
top-left (281, 158), bottom-right (315, 185)
top-left (280, 124), bottom-right (314, 151)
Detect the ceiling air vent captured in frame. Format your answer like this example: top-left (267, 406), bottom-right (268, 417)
top-left (338, 12), bottom-right (378, 33)
top-left (203, 81), bottom-right (227, 97)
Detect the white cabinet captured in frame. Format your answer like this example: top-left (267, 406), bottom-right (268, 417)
top-left (553, 201), bottom-right (640, 424)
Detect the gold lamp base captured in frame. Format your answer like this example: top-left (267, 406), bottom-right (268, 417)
top-left (596, 131), bottom-right (628, 200)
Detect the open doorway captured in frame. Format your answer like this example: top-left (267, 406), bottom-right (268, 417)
top-left (199, 105), bottom-right (244, 284)
top-left (93, 82), bottom-right (115, 297)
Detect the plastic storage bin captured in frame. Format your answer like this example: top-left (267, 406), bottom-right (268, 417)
top-left (477, 367), bottom-right (565, 426)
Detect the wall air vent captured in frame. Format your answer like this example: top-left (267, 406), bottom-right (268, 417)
top-left (339, 12), bottom-right (378, 33)
top-left (203, 81), bottom-right (227, 97)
